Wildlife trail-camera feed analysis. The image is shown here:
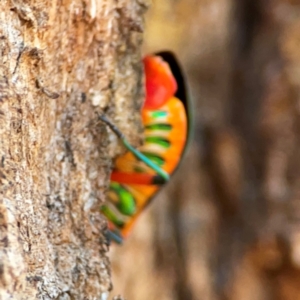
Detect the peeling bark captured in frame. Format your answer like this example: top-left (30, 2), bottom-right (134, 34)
top-left (0, 0), bottom-right (148, 299)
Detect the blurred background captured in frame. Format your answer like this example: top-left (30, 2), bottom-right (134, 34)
top-left (110, 1), bottom-right (300, 299)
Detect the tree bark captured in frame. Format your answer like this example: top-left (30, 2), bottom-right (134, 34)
top-left (111, 1), bottom-right (300, 300)
top-left (0, 0), bottom-right (148, 299)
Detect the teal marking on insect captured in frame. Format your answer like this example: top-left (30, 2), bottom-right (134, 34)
top-left (122, 139), bottom-right (169, 182)
top-left (151, 111), bottom-right (168, 118)
top-left (106, 230), bottom-right (123, 244)
top-left (141, 151), bottom-right (165, 167)
top-left (98, 114), bottom-right (170, 184)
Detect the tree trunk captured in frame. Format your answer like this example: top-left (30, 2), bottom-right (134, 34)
top-left (0, 0), bottom-right (147, 299)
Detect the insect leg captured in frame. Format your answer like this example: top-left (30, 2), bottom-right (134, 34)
top-left (98, 114), bottom-right (170, 183)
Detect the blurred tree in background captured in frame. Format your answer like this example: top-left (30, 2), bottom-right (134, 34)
top-left (110, 1), bottom-right (300, 299)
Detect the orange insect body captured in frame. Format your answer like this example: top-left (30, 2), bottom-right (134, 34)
top-left (101, 53), bottom-right (190, 243)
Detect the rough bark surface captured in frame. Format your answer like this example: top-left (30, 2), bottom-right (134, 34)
top-left (0, 0), bottom-right (148, 299)
top-left (110, 1), bottom-right (300, 300)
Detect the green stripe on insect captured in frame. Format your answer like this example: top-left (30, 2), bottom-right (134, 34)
top-left (101, 206), bottom-right (125, 227)
top-left (145, 136), bottom-right (171, 148)
top-left (145, 123), bottom-right (172, 131)
top-left (110, 183), bottom-right (136, 216)
top-left (141, 151), bottom-right (165, 167)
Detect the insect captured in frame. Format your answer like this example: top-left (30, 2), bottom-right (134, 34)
top-left (100, 52), bottom-right (192, 243)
